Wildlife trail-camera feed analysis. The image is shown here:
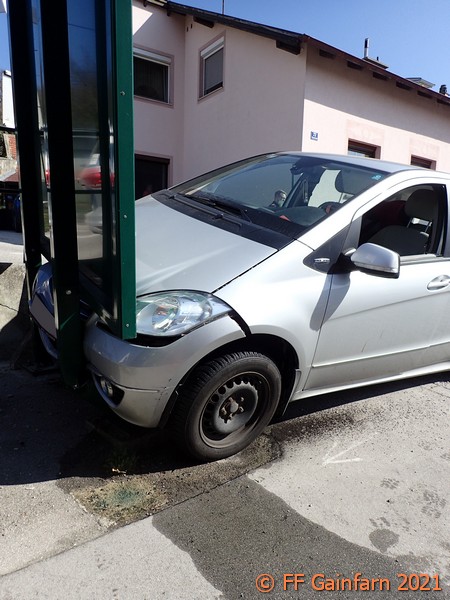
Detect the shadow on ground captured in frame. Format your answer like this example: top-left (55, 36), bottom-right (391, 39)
top-left (1, 358), bottom-right (448, 525)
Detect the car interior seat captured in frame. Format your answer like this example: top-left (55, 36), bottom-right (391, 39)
top-left (335, 168), bottom-right (382, 199)
top-left (368, 189), bottom-right (439, 255)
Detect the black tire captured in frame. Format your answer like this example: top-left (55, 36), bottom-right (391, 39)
top-left (170, 351), bottom-right (281, 462)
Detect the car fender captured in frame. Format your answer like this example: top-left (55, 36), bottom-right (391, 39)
top-left (214, 240), bottom-right (331, 393)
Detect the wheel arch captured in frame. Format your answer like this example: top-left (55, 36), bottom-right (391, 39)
top-left (160, 333), bottom-right (299, 427)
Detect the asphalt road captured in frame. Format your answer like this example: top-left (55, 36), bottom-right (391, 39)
top-left (0, 360), bottom-right (448, 599)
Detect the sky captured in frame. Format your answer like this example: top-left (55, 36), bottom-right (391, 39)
top-left (0, 0), bottom-right (449, 91)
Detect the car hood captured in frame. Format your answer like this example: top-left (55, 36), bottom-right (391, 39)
top-left (135, 196), bottom-right (277, 296)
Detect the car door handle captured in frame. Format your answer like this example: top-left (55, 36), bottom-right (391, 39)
top-left (427, 275), bottom-right (450, 290)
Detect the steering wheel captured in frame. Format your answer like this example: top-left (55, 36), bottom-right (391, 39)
top-left (318, 201), bottom-right (342, 215)
top-left (274, 206), bottom-right (325, 226)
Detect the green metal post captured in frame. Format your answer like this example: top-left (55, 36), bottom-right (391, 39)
top-left (112, 0), bottom-right (136, 339)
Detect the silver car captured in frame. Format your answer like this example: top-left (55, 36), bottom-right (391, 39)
top-left (30, 152), bottom-right (450, 461)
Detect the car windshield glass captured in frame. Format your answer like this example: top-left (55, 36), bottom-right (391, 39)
top-left (165, 153), bottom-right (390, 237)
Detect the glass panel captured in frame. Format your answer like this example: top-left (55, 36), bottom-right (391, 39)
top-left (64, 0), bottom-right (121, 315)
top-left (67, 0), bottom-right (99, 131)
top-left (67, 0), bottom-right (104, 289)
top-left (67, 0), bottom-right (100, 242)
top-left (31, 0), bottom-right (46, 132)
top-left (0, 129), bottom-right (20, 231)
top-left (135, 156), bottom-right (168, 198)
top-left (30, 0), bottom-right (50, 243)
top-left (0, 129), bottom-right (17, 169)
top-left (170, 154), bottom-right (389, 237)
top-left (411, 155), bottom-right (433, 169)
top-left (204, 47), bottom-right (223, 95)
top-left (348, 141), bottom-right (377, 158)
top-left (0, 132), bottom-right (7, 158)
top-left (134, 57), bottom-right (168, 102)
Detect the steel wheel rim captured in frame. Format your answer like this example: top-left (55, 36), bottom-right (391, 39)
top-left (199, 371), bottom-right (271, 448)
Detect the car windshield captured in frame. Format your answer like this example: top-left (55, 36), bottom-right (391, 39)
top-left (163, 153), bottom-right (390, 238)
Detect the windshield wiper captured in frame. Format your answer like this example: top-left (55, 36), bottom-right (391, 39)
top-left (174, 192), bottom-right (252, 222)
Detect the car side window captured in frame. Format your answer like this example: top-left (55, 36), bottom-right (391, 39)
top-left (358, 184), bottom-right (447, 257)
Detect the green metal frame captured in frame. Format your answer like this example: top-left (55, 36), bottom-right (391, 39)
top-left (7, 0), bottom-right (136, 385)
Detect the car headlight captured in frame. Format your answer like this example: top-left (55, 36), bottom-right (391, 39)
top-left (32, 262), bottom-right (54, 314)
top-left (136, 291), bottom-right (231, 336)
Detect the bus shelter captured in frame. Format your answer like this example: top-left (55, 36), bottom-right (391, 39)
top-left (6, 0), bottom-right (136, 385)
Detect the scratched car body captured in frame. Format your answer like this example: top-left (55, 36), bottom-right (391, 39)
top-left (30, 152), bottom-right (450, 461)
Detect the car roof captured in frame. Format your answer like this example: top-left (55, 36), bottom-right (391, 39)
top-left (275, 151), bottom-right (424, 175)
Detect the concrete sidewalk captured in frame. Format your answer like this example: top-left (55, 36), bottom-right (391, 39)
top-left (0, 513), bottom-right (224, 600)
top-left (0, 360), bottom-right (449, 599)
top-left (0, 230), bottom-right (24, 265)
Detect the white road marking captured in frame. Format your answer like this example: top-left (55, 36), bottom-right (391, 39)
top-left (322, 433), bottom-right (379, 465)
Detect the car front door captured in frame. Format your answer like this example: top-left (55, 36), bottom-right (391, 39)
top-left (304, 182), bottom-right (450, 392)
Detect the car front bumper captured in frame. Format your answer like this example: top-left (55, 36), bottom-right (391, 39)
top-left (29, 264), bottom-right (247, 429)
top-left (83, 314), bottom-right (246, 428)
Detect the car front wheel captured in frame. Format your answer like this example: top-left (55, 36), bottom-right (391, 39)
top-left (170, 351), bottom-right (281, 462)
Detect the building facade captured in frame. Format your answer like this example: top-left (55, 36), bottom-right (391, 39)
top-left (131, 0), bottom-right (450, 192)
top-left (0, 70), bottom-right (19, 229)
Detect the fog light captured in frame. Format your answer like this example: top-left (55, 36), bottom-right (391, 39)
top-left (100, 377), bottom-right (114, 398)
top-left (94, 375), bottom-right (124, 406)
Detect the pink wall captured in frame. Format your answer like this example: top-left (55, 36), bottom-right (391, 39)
top-left (180, 19), bottom-right (306, 180)
top-left (132, 2), bottom-right (186, 185)
top-left (302, 47), bottom-right (450, 171)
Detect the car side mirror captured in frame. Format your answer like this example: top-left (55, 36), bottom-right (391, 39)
top-left (350, 243), bottom-right (400, 279)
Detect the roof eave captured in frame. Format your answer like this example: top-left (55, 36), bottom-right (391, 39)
top-left (167, 2), bottom-right (303, 53)
top-left (298, 35), bottom-right (450, 107)
top-left (164, 2), bottom-right (450, 107)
